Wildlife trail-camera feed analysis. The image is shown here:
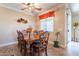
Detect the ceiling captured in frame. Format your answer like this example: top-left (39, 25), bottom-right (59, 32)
top-left (70, 3), bottom-right (79, 15)
top-left (0, 3), bottom-right (63, 16)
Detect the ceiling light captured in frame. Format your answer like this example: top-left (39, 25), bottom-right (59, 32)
top-left (21, 3), bottom-right (42, 11)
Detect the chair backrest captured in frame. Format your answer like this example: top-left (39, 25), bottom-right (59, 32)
top-left (17, 30), bottom-right (20, 37)
top-left (44, 31), bottom-right (49, 44)
top-left (33, 30), bottom-right (39, 35)
top-left (17, 30), bottom-right (24, 40)
top-left (44, 31), bottom-right (49, 40)
top-left (33, 30), bottom-right (40, 40)
top-left (25, 28), bottom-right (32, 40)
top-left (40, 31), bottom-right (49, 46)
top-left (26, 28), bottom-right (32, 32)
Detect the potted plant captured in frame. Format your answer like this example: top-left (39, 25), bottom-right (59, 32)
top-left (53, 31), bottom-right (60, 48)
top-left (73, 21), bottom-right (79, 42)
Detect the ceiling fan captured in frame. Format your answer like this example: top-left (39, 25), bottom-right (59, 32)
top-left (21, 3), bottom-right (42, 12)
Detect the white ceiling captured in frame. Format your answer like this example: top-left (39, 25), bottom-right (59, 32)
top-left (70, 3), bottom-right (79, 15)
top-left (0, 3), bottom-right (63, 16)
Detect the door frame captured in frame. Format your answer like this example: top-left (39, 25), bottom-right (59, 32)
top-left (65, 4), bottom-right (72, 48)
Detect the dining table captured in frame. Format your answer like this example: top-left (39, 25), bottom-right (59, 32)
top-left (21, 30), bottom-right (40, 55)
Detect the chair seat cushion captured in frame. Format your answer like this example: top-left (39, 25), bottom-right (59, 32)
top-left (33, 40), bottom-right (40, 45)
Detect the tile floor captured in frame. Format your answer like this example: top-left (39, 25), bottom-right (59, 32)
top-left (0, 42), bottom-right (79, 56)
top-left (0, 43), bottom-right (64, 56)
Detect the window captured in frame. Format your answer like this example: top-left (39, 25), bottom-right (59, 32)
top-left (40, 17), bottom-right (54, 32)
top-left (39, 11), bottom-right (55, 32)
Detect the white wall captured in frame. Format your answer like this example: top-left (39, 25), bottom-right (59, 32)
top-left (0, 6), bottom-right (35, 46)
top-left (70, 3), bottom-right (79, 42)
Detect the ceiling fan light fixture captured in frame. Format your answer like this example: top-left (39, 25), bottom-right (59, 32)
top-left (27, 3), bottom-right (31, 5)
top-left (21, 3), bottom-right (42, 11)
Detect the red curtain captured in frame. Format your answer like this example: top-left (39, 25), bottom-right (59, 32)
top-left (39, 11), bottom-right (55, 20)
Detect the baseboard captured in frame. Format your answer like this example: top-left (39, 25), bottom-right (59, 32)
top-left (48, 41), bottom-right (65, 49)
top-left (0, 41), bottom-right (65, 48)
top-left (0, 41), bottom-right (18, 47)
top-left (48, 41), bottom-right (53, 44)
top-left (60, 44), bottom-right (65, 49)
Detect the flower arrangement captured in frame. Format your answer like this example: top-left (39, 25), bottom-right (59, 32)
top-left (55, 31), bottom-right (60, 41)
top-left (73, 21), bottom-right (79, 41)
top-left (73, 21), bottom-right (79, 29)
top-left (17, 18), bottom-right (28, 24)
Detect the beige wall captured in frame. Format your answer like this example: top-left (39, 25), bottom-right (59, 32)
top-left (0, 4), bottom-right (65, 47)
top-left (0, 6), bottom-right (36, 46)
top-left (35, 5), bottom-right (65, 47)
top-left (54, 5), bottom-right (65, 45)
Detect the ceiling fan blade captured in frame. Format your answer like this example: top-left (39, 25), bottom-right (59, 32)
top-left (34, 8), bottom-right (42, 11)
top-left (21, 7), bottom-right (29, 10)
top-left (21, 8), bottom-right (26, 10)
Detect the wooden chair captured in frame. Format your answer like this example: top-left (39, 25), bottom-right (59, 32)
top-left (25, 29), bottom-right (33, 56)
top-left (20, 30), bottom-right (31, 56)
top-left (17, 31), bottom-right (26, 55)
top-left (32, 31), bottom-right (49, 56)
top-left (17, 30), bottom-right (22, 48)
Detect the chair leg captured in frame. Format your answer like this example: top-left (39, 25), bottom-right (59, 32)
top-left (20, 45), bottom-right (26, 56)
top-left (38, 48), bottom-right (40, 56)
top-left (30, 48), bottom-right (33, 56)
top-left (21, 47), bottom-right (26, 56)
top-left (32, 51), bottom-right (34, 56)
top-left (20, 44), bottom-right (22, 53)
top-left (32, 48), bottom-right (35, 56)
top-left (31, 46), bottom-right (35, 56)
top-left (26, 50), bottom-right (29, 56)
top-left (45, 48), bottom-right (48, 56)
top-left (18, 43), bottom-right (19, 48)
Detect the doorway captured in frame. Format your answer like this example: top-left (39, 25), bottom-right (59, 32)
top-left (65, 4), bottom-right (79, 56)
top-left (65, 4), bottom-right (72, 47)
